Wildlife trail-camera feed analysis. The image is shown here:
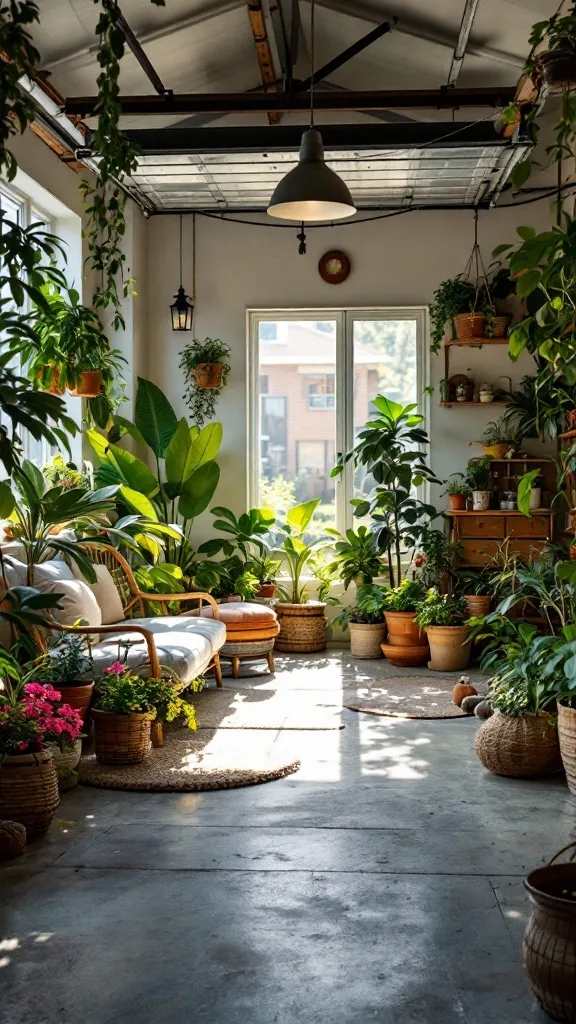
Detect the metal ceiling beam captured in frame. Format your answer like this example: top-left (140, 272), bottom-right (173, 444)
top-left (116, 12), bottom-right (171, 97)
top-left (269, 0), bottom-right (300, 86)
top-left (298, 17), bottom-right (397, 90)
top-left (64, 86), bottom-right (516, 117)
top-left (447, 0), bottom-right (480, 87)
top-left (244, 0), bottom-right (281, 125)
top-left (125, 121), bottom-right (521, 154)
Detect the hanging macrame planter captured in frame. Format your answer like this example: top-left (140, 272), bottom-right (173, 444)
top-left (453, 211), bottom-right (495, 341)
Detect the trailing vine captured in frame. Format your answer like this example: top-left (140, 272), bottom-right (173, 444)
top-left (83, 0), bottom-right (165, 331)
top-left (0, 0), bottom-right (42, 182)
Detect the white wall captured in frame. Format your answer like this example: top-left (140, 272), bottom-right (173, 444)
top-left (147, 197), bottom-right (556, 537)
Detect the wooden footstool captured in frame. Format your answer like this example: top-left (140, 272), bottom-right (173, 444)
top-left (201, 602), bottom-right (280, 679)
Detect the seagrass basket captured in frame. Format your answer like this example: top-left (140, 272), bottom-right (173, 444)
top-left (349, 622), bottom-right (386, 659)
top-left (92, 709), bottom-right (154, 765)
top-left (475, 710), bottom-right (562, 778)
top-left (524, 841), bottom-right (576, 1023)
top-left (275, 602), bottom-right (327, 653)
top-left (0, 749), bottom-right (60, 838)
top-left (558, 701), bottom-right (576, 796)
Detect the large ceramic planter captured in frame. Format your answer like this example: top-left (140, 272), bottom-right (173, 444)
top-left (193, 363), bottom-right (223, 389)
top-left (558, 701), bottom-right (576, 796)
top-left (0, 749), bottom-right (60, 839)
top-left (426, 624), bottom-right (471, 672)
top-left (275, 602), bottom-right (327, 653)
top-left (475, 711), bottom-right (562, 778)
top-left (523, 845), bottom-right (576, 1022)
top-left (70, 370), bottom-right (102, 398)
top-left (465, 594), bottom-right (491, 618)
top-left (454, 312), bottom-right (485, 339)
top-left (382, 611), bottom-right (429, 667)
top-left (92, 709), bottom-right (153, 765)
top-left (56, 681), bottom-right (94, 727)
top-left (349, 622), bottom-right (386, 659)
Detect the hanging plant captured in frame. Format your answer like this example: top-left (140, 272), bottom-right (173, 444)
top-left (179, 338), bottom-right (231, 426)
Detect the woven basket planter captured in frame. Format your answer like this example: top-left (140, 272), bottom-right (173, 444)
top-left (0, 749), bottom-right (60, 839)
top-left (490, 314), bottom-right (511, 338)
top-left (0, 819), bottom-right (26, 860)
top-left (454, 312), bottom-right (486, 339)
top-left (47, 740), bottom-right (82, 789)
top-left (349, 622), bottom-right (386, 659)
top-left (540, 48), bottom-right (576, 91)
top-left (523, 842), bottom-right (576, 1023)
top-left (558, 701), bottom-right (576, 796)
top-left (475, 711), bottom-right (562, 778)
top-left (275, 602), bottom-right (327, 653)
top-left (92, 709), bottom-right (153, 765)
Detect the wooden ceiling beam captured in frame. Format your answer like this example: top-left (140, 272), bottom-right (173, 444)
top-left (244, 0), bottom-right (282, 124)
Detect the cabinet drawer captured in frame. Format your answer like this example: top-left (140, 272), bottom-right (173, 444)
top-left (459, 540), bottom-right (501, 565)
top-left (459, 516), bottom-right (506, 539)
top-left (508, 539), bottom-right (549, 561)
top-left (506, 516), bottom-right (550, 538)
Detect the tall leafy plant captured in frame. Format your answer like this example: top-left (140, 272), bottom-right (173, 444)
top-left (333, 397), bottom-right (439, 588)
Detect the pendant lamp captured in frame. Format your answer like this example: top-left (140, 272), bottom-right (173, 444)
top-left (170, 214), bottom-right (194, 331)
top-left (267, 0), bottom-right (356, 223)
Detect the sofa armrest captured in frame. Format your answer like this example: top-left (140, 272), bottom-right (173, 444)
top-left (43, 621), bottom-right (161, 678)
top-left (134, 591), bottom-right (220, 620)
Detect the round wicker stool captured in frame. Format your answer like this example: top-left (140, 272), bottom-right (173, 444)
top-left (221, 637), bottom-right (277, 678)
top-left (201, 602), bottom-right (280, 678)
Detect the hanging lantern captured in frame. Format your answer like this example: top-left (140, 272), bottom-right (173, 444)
top-left (170, 215), bottom-right (194, 331)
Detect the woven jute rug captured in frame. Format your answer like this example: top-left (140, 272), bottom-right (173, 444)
top-left (190, 686), bottom-right (344, 730)
top-left (78, 725), bottom-right (300, 791)
top-left (344, 676), bottom-right (487, 720)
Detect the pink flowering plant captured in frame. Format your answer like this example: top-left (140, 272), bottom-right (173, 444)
top-left (0, 651), bottom-right (83, 757)
top-left (94, 661), bottom-right (199, 730)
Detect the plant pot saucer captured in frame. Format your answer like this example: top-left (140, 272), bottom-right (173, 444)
top-left (380, 642), bottom-right (430, 667)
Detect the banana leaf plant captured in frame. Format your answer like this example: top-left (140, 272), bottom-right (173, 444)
top-left (332, 396), bottom-right (439, 588)
top-left (274, 498), bottom-right (328, 604)
top-left (88, 377), bottom-right (222, 575)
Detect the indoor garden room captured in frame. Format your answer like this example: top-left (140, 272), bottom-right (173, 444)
top-left (3, 0), bottom-right (576, 1021)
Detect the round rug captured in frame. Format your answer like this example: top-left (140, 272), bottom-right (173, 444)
top-left (78, 726), bottom-right (300, 791)
top-left (344, 675), bottom-right (487, 720)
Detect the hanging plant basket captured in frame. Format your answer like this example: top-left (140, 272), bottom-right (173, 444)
top-left (70, 370), bottom-right (102, 398)
top-left (540, 48), bottom-right (576, 91)
top-left (489, 315), bottom-right (511, 338)
top-left (193, 362), bottom-right (224, 389)
top-left (454, 312), bottom-right (486, 339)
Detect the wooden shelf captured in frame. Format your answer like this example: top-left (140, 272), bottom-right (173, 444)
top-left (444, 337), bottom-right (509, 347)
top-left (446, 509), bottom-right (554, 516)
top-left (439, 401), bottom-right (507, 408)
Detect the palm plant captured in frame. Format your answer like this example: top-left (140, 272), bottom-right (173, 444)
top-left (333, 396), bottom-right (439, 587)
top-left (325, 525), bottom-right (383, 589)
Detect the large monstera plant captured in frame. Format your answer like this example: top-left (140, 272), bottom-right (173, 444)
top-left (88, 378), bottom-right (221, 576)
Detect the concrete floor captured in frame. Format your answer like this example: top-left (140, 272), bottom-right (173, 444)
top-left (1, 651), bottom-right (574, 1024)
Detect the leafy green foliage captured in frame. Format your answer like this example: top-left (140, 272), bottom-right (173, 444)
top-left (0, 586), bottom-right (64, 662)
top-left (325, 525), bottom-right (383, 589)
top-left (501, 372), bottom-right (573, 442)
top-left (0, 1), bottom-right (43, 183)
top-left (482, 416), bottom-right (519, 446)
top-left (487, 626), bottom-right (576, 716)
top-left (464, 457), bottom-right (492, 491)
top-left (414, 588), bottom-right (469, 628)
top-left (34, 633), bottom-right (94, 683)
top-left (179, 338), bottom-right (231, 426)
top-left (428, 277), bottom-right (478, 352)
top-left (442, 474), bottom-right (470, 496)
top-left (466, 612), bottom-right (537, 676)
top-left (333, 583), bottom-right (389, 630)
top-left (384, 577), bottom-right (427, 612)
top-left (274, 498), bottom-right (327, 604)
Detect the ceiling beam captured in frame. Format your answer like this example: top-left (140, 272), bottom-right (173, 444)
top-left (64, 86), bottom-right (516, 117)
top-left (298, 17), bottom-right (397, 90)
top-left (125, 121), bottom-right (522, 154)
top-left (269, 0), bottom-right (300, 86)
top-left (244, 0), bottom-right (281, 125)
top-left (447, 0), bottom-right (480, 87)
top-left (116, 12), bottom-right (171, 97)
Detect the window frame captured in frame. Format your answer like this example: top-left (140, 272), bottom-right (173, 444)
top-left (247, 307), bottom-right (429, 535)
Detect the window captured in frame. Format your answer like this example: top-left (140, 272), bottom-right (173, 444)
top-left (248, 309), bottom-right (426, 534)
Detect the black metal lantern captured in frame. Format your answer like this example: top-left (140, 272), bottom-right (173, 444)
top-left (170, 215), bottom-right (194, 331)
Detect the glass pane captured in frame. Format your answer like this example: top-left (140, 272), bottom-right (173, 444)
top-left (352, 319), bottom-right (418, 500)
top-left (259, 319), bottom-right (337, 538)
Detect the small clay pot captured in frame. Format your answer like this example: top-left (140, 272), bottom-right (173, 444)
top-left (70, 370), bottom-right (102, 398)
top-left (257, 584), bottom-right (276, 599)
top-left (193, 363), bottom-right (223, 389)
top-left (448, 493), bottom-right (467, 511)
top-left (465, 594), bottom-right (491, 618)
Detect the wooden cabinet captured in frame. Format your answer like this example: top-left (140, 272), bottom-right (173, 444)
top-left (448, 511), bottom-right (555, 566)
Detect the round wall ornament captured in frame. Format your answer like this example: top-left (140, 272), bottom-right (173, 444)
top-left (318, 250), bottom-right (351, 284)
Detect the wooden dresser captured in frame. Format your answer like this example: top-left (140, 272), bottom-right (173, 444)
top-left (447, 510), bottom-right (556, 565)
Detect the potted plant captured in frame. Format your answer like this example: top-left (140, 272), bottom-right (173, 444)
top-left (482, 417), bottom-right (518, 460)
top-left (198, 505), bottom-right (277, 598)
top-left (273, 498), bottom-right (330, 653)
top-left (456, 568), bottom-right (495, 617)
top-left (0, 652), bottom-right (83, 837)
top-left (442, 474), bottom-right (470, 512)
top-left (333, 584), bottom-right (388, 659)
top-left (42, 455), bottom-right (91, 493)
top-left (502, 372), bottom-right (573, 443)
top-left (33, 634), bottom-right (95, 726)
top-left (414, 588), bottom-right (471, 672)
top-left (429, 276), bottom-right (484, 352)
top-left (246, 553), bottom-right (281, 598)
top-left (478, 383), bottom-right (495, 404)
top-left (179, 337), bottom-right (231, 426)
top-left (464, 457), bottom-right (493, 511)
top-left (380, 578), bottom-right (429, 667)
top-left (325, 525), bottom-right (384, 589)
top-left (529, 6), bottom-right (576, 90)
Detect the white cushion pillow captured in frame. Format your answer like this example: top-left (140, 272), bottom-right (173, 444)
top-left (0, 558), bottom-right (101, 644)
top-left (2, 557), bottom-right (75, 589)
top-left (71, 562), bottom-right (125, 625)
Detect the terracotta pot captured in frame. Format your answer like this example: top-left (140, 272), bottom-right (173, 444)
top-left (257, 583), bottom-right (276, 599)
top-left (426, 624), bottom-right (471, 672)
top-left (448, 493), bottom-right (467, 511)
top-left (349, 622), bottom-right (386, 659)
top-left (39, 366), bottom-right (65, 396)
top-left (567, 408), bottom-right (576, 430)
top-left (454, 312), bottom-right (485, 340)
top-left (475, 711), bottom-right (562, 778)
top-left (0, 748), bottom-right (59, 839)
top-left (558, 701), bottom-right (576, 796)
top-left (472, 490), bottom-right (491, 511)
top-left (275, 602), bottom-right (327, 653)
top-left (193, 363), bottom-right (223, 389)
top-left (523, 849), bottom-right (576, 1022)
top-left (56, 682), bottom-right (94, 727)
top-left (380, 642), bottom-right (430, 667)
top-left (465, 594), bottom-right (491, 618)
top-left (483, 443), bottom-right (511, 460)
top-left (540, 48), bottom-right (576, 91)
top-left (490, 315), bottom-right (511, 338)
top-left (70, 370), bottom-right (102, 398)
top-left (92, 709), bottom-right (153, 765)
top-left (384, 610), bottom-right (427, 648)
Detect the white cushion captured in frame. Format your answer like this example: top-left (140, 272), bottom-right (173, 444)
top-left (71, 562), bottom-right (125, 625)
top-left (91, 616), bottom-right (226, 683)
top-left (2, 557), bottom-right (75, 588)
top-left (36, 577), bottom-right (102, 632)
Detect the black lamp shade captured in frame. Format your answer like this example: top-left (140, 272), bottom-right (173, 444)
top-left (170, 286), bottom-right (194, 331)
top-left (268, 129), bottom-right (356, 222)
